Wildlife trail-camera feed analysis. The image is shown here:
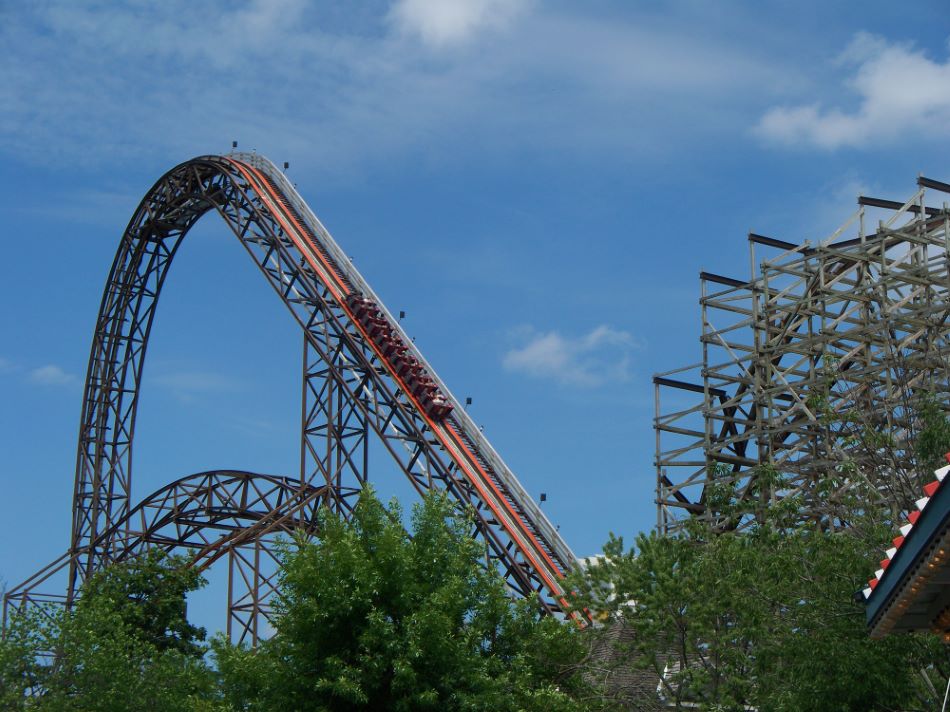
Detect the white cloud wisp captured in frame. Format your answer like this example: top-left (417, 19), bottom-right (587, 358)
top-left (388, 0), bottom-right (531, 49)
top-left (29, 364), bottom-right (76, 386)
top-left (0, 1), bottom-right (788, 173)
top-left (503, 325), bottom-right (637, 387)
top-left (757, 33), bottom-right (950, 149)
top-left (153, 370), bottom-right (243, 404)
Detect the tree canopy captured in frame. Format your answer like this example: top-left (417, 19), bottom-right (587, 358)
top-left (572, 521), bottom-right (948, 711)
top-left (11, 397), bottom-right (950, 711)
top-left (2, 490), bottom-right (597, 711)
top-left (1, 550), bottom-right (219, 711)
top-left (214, 488), bottom-right (592, 711)
top-left (566, 386), bottom-right (950, 710)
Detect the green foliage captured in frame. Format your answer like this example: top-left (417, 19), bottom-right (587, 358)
top-left (214, 488), bottom-right (590, 712)
top-left (0, 551), bottom-right (221, 711)
top-left (77, 548), bottom-right (208, 657)
top-left (0, 605), bottom-right (58, 709)
top-left (579, 385), bottom-right (950, 708)
top-left (916, 397), bottom-right (950, 471)
top-left (3, 495), bottom-right (593, 711)
top-left (571, 523), bottom-right (948, 710)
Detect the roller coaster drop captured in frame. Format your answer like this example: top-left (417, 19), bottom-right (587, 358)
top-left (3, 153), bottom-right (577, 643)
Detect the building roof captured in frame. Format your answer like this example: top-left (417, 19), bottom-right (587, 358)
top-left (864, 456), bottom-right (950, 639)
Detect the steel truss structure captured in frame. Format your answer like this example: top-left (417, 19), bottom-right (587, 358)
top-left (4, 154), bottom-right (576, 643)
top-left (656, 177), bottom-right (950, 534)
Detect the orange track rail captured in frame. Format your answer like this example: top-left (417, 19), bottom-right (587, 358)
top-left (222, 157), bottom-right (569, 606)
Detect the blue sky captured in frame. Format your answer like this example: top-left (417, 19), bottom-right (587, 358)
top-left (3, 0), bottom-right (950, 628)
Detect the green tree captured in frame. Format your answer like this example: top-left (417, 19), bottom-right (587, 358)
top-left (915, 397), bottom-right (950, 471)
top-left (569, 385), bottom-right (950, 709)
top-left (0, 550), bottom-right (221, 711)
top-left (572, 517), bottom-right (948, 711)
top-left (214, 488), bottom-right (591, 712)
top-left (0, 604), bottom-right (58, 709)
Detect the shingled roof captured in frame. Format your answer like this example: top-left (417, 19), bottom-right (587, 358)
top-left (583, 619), bottom-right (668, 710)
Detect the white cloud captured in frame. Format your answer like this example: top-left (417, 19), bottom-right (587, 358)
top-left (29, 365), bottom-right (76, 386)
top-left (756, 33), bottom-right (950, 149)
top-left (153, 370), bottom-right (242, 403)
top-left (388, 0), bottom-right (531, 49)
top-left (503, 325), bottom-right (637, 387)
top-left (0, 2), bottom-right (788, 173)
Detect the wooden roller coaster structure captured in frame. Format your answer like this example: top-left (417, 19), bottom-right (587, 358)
top-left (656, 177), bottom-right (950, 534)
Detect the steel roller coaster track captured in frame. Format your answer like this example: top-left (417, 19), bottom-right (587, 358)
top-left (4, 153), bottom-right (577, 643)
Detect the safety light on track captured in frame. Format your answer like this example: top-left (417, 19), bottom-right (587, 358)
top-left (232, 140), bottom-right (238, 149)
top-left (399, 310), bottom-right (406, 320)
top-left (465, 397), bottom-right (472, 407)
top-left (284, 162), bottom-right (289, 170)
top-left (540, 493), bottom-right (547, 503)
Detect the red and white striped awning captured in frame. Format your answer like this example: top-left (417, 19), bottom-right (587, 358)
top-left (865, 453), bottom-right (950, 640)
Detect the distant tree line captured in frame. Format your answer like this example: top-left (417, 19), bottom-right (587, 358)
top-left (5, 397), bottom-right (950, 711)
top-left (569, 393), bottom-right (950, 710)
top-left (1, 490), bottom-right (595, 711)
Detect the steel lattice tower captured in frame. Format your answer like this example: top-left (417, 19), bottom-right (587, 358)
top-left (4, 154), bottom-right (578, 643)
